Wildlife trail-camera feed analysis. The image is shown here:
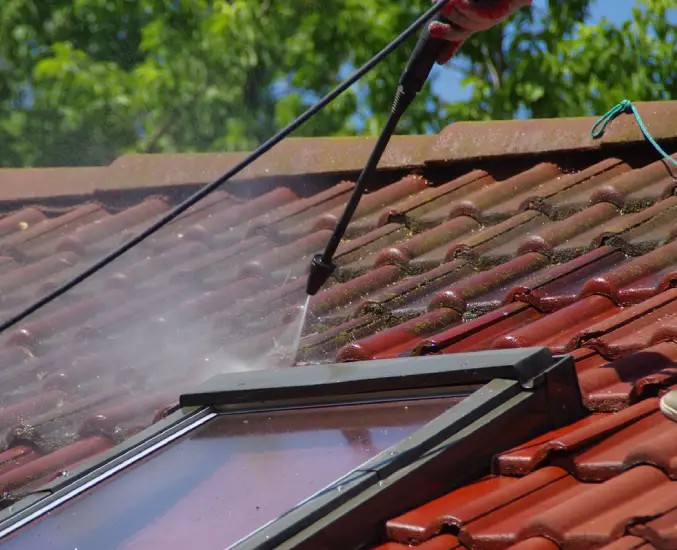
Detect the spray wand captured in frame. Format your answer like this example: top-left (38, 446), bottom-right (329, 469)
top-left (306, 8), bottom-right (452, 296)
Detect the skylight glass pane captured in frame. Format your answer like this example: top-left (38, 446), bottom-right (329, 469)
top-left (5, 395), bottom-right (466, 550)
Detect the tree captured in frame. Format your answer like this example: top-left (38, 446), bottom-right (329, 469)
top-left (0, 0), bottom-right (674, 167)
top-left (449, 0), bottom-right (677, 121)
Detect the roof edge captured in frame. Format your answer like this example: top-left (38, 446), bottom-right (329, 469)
top-left (430, 101), bottom-right (677, 163)
top-left (0, 101), bottom-right (675, 203)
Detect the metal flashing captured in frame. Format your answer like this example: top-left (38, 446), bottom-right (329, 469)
top-left (180, 347), bottom-right (561, 409)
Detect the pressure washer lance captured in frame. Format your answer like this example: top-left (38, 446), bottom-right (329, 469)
top-left (305, 13), bottom-right (451, 296)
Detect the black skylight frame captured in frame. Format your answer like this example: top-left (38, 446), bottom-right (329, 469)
top-left (186, 346), bottom-right (586, 549)
top-left (0, 347), bottom-right (586, 549)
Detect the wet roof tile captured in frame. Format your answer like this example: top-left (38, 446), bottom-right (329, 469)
top-left (314, 174), bottom-right (430, 237)
top-left (495, 398), bottom-right (659, 476)
top-left (373, 534), bottom-right (463, 549)
top-left (522, 158), bottom-right (629, 219)
top-left (0, 108), bottom-right (677, 546)
top-left (575, 342), bottom-right (677, 411)
top-left (504, 246), bottom-right (626, 312)
top-left (599, 537), bottom-right (658, 550)
top-left (336, 308), bottom-right (461, 362)
top-left (630, 507), bottom-right (677, 549)
top-left (445, 163), bottom-right (561, 224)
top-left (0, 434), bottom-right (113, 497)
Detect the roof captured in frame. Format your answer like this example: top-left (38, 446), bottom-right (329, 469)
top-left (0, 101), bottom-right (676, 547)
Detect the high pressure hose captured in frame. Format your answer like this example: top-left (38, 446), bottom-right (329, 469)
top-left (306, 7), bottom-right (453, 296)
top-left (0, 0), bottom-right (448, 335)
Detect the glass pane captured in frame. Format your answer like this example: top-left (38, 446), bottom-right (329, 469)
top-left (5, 396), bottom-right (465, 550)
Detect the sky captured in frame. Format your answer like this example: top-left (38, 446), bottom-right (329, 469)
top-left (431, 0), bottom-right (639, 103)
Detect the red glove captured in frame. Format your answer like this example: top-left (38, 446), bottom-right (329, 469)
top-left (430, 0), bottom-right (532, 63)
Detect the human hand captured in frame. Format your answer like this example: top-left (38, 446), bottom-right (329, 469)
top-left (431, 0), bottom-right (532, 63)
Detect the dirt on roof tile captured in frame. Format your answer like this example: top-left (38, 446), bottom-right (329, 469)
top-left (2, 107), bottom-right (677, 546)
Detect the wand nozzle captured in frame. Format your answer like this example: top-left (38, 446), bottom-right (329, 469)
top-left (306, 6), bottom-right (450, 296)
top-left (307, 253), bottom-right (336, 296)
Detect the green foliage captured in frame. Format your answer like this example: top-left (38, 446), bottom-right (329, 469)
top-left (449, 0), bottom-right (676, 121)
top-left (0, 0), bottom-right (674, 167)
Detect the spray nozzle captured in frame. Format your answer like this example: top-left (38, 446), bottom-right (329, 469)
top-left (306, 253), bottom-right (336, 296)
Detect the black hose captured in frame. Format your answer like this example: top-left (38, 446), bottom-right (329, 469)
top-left (0, 0), bottom-right (448, 335)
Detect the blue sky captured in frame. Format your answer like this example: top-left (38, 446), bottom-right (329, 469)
top-left (432, 0), bottom-right (640, 103)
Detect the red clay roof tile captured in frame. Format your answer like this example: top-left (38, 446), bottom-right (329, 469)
top-left (0, 434), bottom-right (112, 495)
top-left (375, 170), bottom-right (491, 228)
top-left (629, 508), bottom-right (677, 549)
top-left (416, 303), bottom-right (542, 355)
top-left (572, 408), bottom-right (677, 480)
top-left (0, 446), bottom-right (39, 478)
top-left (523, 158), bottom-right (630, 219)
top-left (2, 203), bottom-right (108, 262)
top-left (598, 537), bottom-right (658, 550)
top-left (0, 109), bottom-right (676, 545)
top-left (385, 473), bottom-right (544, 543)
top-left (495, 398), bottom-right (659, 476)
top-left (514, 466), bottom-right (674, 550)
top-left (445, 163), bottom-right (561, 224)
top-left (373, 534), bottom-right (463, 549)
top-left (504, 246), bottom-right (626, 312)
top-left (315, 174), bottom-right (430, 237)
top-left (575, 343), bottom-right (677, 410)
top-left (0, 208), bottom-right (47, 238)
top-left (428, 253), bottom-right (549, 314)
top-left (336, 308), bottom-right (461, 362)
top-left (492, 295), bottom-right (619, 353)
top-left (374, 216), bottom-right (480, 269)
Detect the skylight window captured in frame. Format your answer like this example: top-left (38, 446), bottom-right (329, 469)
top-left (2, 396), bottom-right (465, 550)
top-left (0, 347), bottom-right (584, 550)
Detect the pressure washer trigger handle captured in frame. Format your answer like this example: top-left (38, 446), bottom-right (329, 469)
top-left (398, 14), bottom-right (450, 94)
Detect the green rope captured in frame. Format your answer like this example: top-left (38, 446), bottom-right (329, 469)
top-left (591, 99), bottom-right (677, 168)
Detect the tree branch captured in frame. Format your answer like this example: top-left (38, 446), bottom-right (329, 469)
top-left (481, 44), bottom-right (500, 90)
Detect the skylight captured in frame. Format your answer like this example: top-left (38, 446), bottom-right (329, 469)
top-left (0, 347), bottom-right (585, 550)
top-left (1, 395), bottom-right (465, 550)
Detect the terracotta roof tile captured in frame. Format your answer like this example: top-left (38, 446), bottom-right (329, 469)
top-left (495, 398), bottom-right (660, 476)
top-left (505, 246), bottom-right (627, 312)
top-left (0, 107), bottom-right (677, 544)
top-left (523, 158), bottom-right (630, 219)
top-left (429, 252), bottom-right (549, 314)
top-left (598, 537), bottom-right (658, 550)
top-left (445, 163), bottom-right (562, 224)
top-left (575, 343), bottom-right (677, 410)
top-left (383, 465), bottom-right (677, 550)
top-left (373, 534), bottom-right (463, 549)
top-left (337, 308), bottom-right (461, 362)
top-left (0, 434), bottom-right (112, 495)
top-left (630, 508), bottom-right (677, 549)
